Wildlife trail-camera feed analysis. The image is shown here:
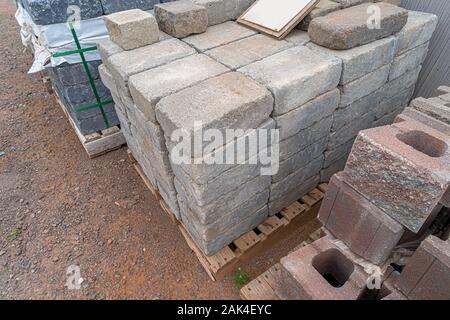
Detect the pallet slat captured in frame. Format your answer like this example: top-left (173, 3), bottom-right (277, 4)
top-left (240, 265), bottom-right (281, 300)
top-left (234, 231), bottom-right (262, 253)
top-left (241, 229), bottom-right (327, 300)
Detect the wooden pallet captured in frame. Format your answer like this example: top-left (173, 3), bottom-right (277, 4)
top-left (128, 149), bottom-right (327, 281)
top-left (53, 88), bottom-right (126, 158)
top-left (240, 228), bottom-right (326, 300)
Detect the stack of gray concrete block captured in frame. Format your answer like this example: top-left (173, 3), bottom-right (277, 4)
top-left (18, 0), bottom-right (165, 25)
top-left (19, 0), bottom-right (178, 135)
top-left (47, 61), bottom-right (119, 135)
top-left (306, 4), bottom-right (437, 181)
top-left (99, 1), bottom-right (436, 256)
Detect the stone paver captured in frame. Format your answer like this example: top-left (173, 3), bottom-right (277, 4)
top-left (309, 3), bottom-right (408, 50)
top-left (154, 1), bottom-right (208, 38)
top-left (239, 46), bottom-right (341, 116)
top-left (104, 9), bottom-right (159, 50)
top-left (205, 34), bottom-right (293, 70)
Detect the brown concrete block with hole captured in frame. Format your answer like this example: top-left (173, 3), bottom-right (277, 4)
top-left (344, 120), bottom-right (450, 233)
top-left (395, 236), bottom-right (450, 300)
top-left (275, 236), bottom-right (368, 300)
top-left (319, 172), bottom-right (404, 265)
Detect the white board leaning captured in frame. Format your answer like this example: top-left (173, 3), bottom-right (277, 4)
top-left (238, 0), bottom-right (319, 39)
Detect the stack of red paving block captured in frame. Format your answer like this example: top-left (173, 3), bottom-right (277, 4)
top-left (275, 94), bottom-right (450, 300)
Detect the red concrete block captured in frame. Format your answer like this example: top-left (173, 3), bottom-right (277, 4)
top-left (395, 235), bottom-right (450, 300)
top-left (319, 172), bottom-right (405, 265)
top-left (276, 236), bottom-right (368, 300)
top-left (345, 119), bottom-right (450, 233)
top-left (395, 108), bottom-right (450, 137)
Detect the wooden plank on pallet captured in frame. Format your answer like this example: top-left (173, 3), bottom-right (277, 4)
top-left (234, 231), bottom-right (262, 254)
top-left (159, 200), bottom-right (178, 224)
top-left (240, 264), bottom-right (282, 300)
top-left (280, 202), bottom-right (306, 222)
top-left (318, 183), bottom-right (328, 193)
top-left (178, 225), bottom-right (217, 281)
top-left (309, 188), bottom-right (325, 201)
top-left (257, 216), bottom-right (284, 237)
top-left (205, 247), bottom-right (237, 274)
top-left (83, 130), bottom-right (126, 158)
top-left (262, 263), bottom-right (283, 289)
top-left (301, 194), bottom-right (318, 207)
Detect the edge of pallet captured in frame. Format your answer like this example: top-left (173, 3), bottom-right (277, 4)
top-left (240, 228), bottom-right (327, 300)
top-left (128, 149), bottom-right (327, 282)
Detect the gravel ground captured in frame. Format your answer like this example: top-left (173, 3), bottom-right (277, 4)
top-left (0, 0), bottom-right (316, 300)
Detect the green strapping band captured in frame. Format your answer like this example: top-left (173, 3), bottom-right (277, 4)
top-left (52, 46), bottom-right (97, 58)
top-left (52, 23), bottom-right (113, 128)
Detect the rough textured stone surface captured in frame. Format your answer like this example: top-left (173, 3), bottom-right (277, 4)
top-left (129, 54), bottom-right (228, 122)
top-left (309, 3), bottom-right (408, 50)
top-left (104, 9), bottom-right (159, 50)
top-left (205, 34), bottom-right (293, 70)
top-left (179, 189), bottom-right (269, 242)
top-left (192, 0), bottom-right (234, 26)
top-left (333, 0), bottom-right (372, 8)
top-left (232, 0), bottom-right (255, 19)
top-left (156, 72), bottom-right (273, 155)
top-left (176, 175), bottom-right (270, 224)
top-left (319, 172), bottom-right (404, 265)
top-left (332, 89), bottom-right (381, 131)
top-left (323, 138), bottom-right (354, 168)
top-left (154, 1), bottom-right (208, 38)
top-left (345, 121), bottom-right (450, 233)
top-left (396, 108), bottom-right (450, 137)
top-left (308, 36), bottom-right (396, 85)
top-left (61, 80), bottom-right (111, 108)
top-left (270, 157), bottom-right (324, 201)
top-left (50, 61), bottom-right (102, 87)
top-left (274, 137), bottom-right (327, 184)
top-left (374, 86), bottom-right (414, 120)
top-left (134, 107), bottom-right (166, 151)
top-left (175, 119), bottom-right (275, 185)
top-left (182, 203), bottom-right (268, 255)
top-left (100, 0), bottom-right (159, 14)
top-left (21, 0), bottom-right (103, 25)
top-left (275, 89), bottom-right (339, 141)
top-left (269, 174), bottom-right (320, 216)
top-left (175, 159), bottom-right (263, 207)
top-left (380, 66), bottom-right (421, 100)
top-left (389, 42), bottom-right (428, 81)
top-left (328, 110), bottom-right (374, 151)
top-left (410, 97), bottom-right (450, 126)
top-left (321, 151), bottom-right (348, 183)
top-left (394, 11), bottom-right (438, 56)
top-left (107, 38), bottom-right (196, 93)
top-left (395, 236), bottom-right (450, 300)
top-left (280, 116), bottom-right (333, 159)
top-left (97, 39), bottom-right (124, 64)
top-left (298, 0), bottom-right (342, 31)
top-left (285, 29), bottom-right (311, 45)
top-left (182, 21), bottom-right (256, 52)
top-left (98, 64), bottom-right (117, 93)
top-left (239, 46), bottom-right (341, 116)
top-left (276, 236), bottom-right (368, 300)
top-left (339, 64), bottom-right (390, 107)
